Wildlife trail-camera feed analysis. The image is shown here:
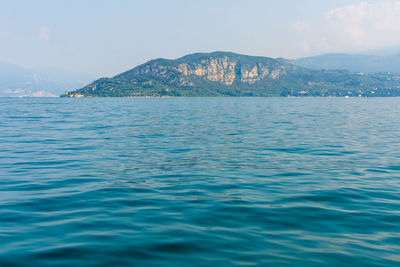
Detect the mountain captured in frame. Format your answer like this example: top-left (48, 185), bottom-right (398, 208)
top-left (293, 53), bottom-right (400, 74)
top-left (0, 62), bottom-right (94, 97)
top-left (360, 45), bottom-right (400, 56)
top-left (63, 51), bottom-right (400, 97)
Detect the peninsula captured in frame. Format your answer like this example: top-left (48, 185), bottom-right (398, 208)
top-left (62, 52), bottom-right (400, 97)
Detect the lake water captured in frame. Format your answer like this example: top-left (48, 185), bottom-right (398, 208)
top-left (1, 97), bottom-right (399, 266)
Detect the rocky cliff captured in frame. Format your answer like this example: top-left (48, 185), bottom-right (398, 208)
top-left (175, 56), bottom-right (287, 85)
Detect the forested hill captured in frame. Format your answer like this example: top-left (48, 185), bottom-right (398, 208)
top-left (62, 52), bottom-right (400, 97)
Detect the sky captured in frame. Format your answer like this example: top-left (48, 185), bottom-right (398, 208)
top-left (1, 0), bottom-right (400, 77)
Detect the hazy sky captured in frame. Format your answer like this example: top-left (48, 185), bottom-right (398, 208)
top-left (1, 0), bottom-right (399, 77)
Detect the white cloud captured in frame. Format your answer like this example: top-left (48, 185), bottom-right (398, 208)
top-left (326, 1), bottom-right (400, 48)
top-left (39, 26), bottom-right (51, 41)
top-left (290, 1), bottom-right (400, 56)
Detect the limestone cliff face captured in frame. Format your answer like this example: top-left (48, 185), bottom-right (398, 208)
top-left (176, 57), bottom-right (237, 85)
top-left (238, 63), bottom-right (285, 83)
top-left (173, 55), bottom-right (286, 86)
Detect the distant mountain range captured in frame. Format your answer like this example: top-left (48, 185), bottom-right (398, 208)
top-left (0, 62), bottom-right (94, 97)
top-left (62, 51), bottom-right (400, 97)
top-left (4, 50), bottom-right (400, 97)
top-left (292, 53), bottom-right (400, 74)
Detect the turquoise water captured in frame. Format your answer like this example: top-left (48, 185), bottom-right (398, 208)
top-left (1, 97), bottom-right (399, 266)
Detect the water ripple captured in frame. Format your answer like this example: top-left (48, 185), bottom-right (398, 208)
top-left (0, 97), bottom-right (400, 266)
